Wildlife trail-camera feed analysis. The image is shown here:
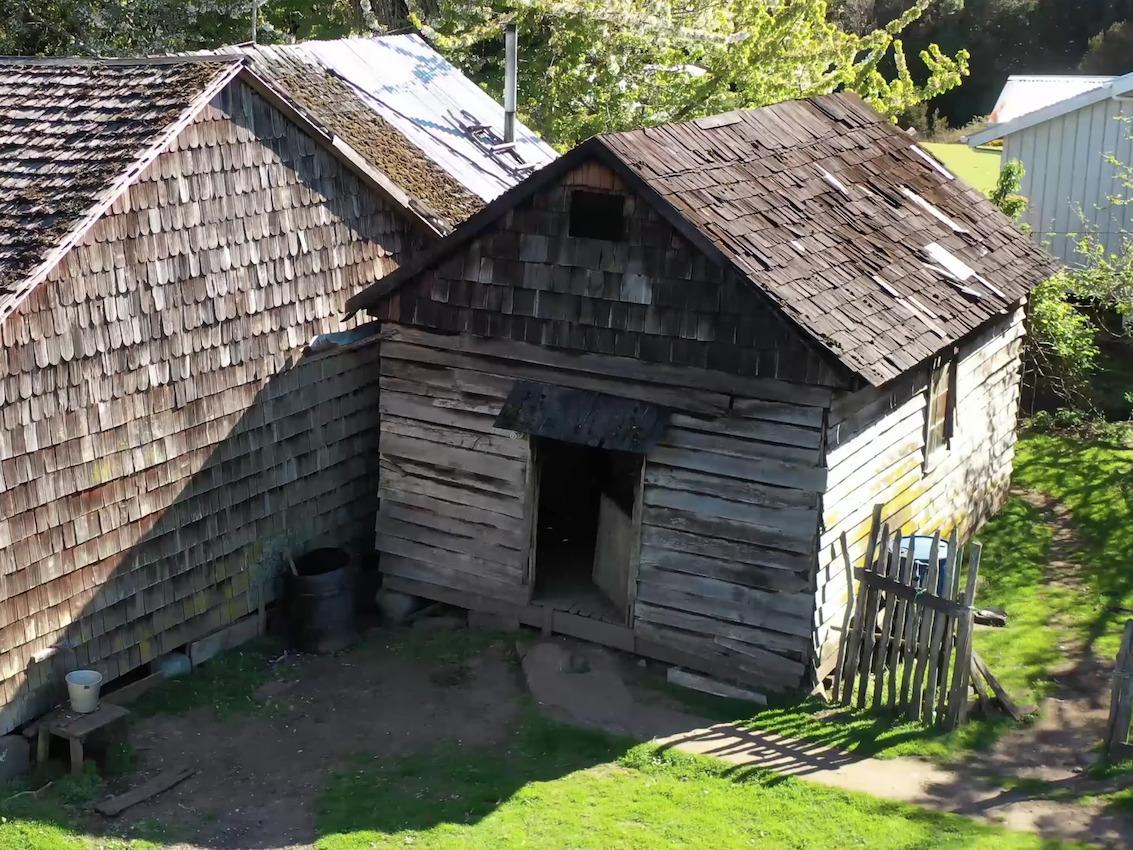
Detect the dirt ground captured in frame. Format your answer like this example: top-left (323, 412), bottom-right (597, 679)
top-left (92, 630), bottom-right (526, 850)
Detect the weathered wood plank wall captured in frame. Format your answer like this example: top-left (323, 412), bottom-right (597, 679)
top-left (636, 401), bottom-right (826, 690)
top-left (377, 323), bottom-right (830, 691)
top-left (0, 79), bottom-right (410, 732)
top-left (813, 308), bottom-right (1026, 669)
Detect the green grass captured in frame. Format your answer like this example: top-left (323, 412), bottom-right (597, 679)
top-left (1010, 434), bottom-right (1133, 659)
top-left (129, 638), bottom-right (281, 719)
top-left (923, 143), bottom-right (1001, 196)
top-left (315, 715), bottom-right (1092, 850)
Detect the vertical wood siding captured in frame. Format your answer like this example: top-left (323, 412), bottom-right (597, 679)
top-left (812, 309), bottom-right (1026, 666)
top-left (1005, 97), bottom-right (1133, 263)
top-left (0, 80), bottom-right (412, 732)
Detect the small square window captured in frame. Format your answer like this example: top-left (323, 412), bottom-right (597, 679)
top-left (569, 190), bottom-right (625, 240)
top-left (924, 355), bottom-right (956, 470)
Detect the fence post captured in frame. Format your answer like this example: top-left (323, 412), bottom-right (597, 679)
top-left (1104, 619), bottom-right (1133, 757)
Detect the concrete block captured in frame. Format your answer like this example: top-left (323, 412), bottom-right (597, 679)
top-left (0, 735), bottom-right (30, 781)
top-left (377, 589), bottom-right (426, 624)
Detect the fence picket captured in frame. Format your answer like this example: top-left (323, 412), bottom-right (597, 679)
top-left (839, 506), bottom-right (883, 705)
top-left (856, 523), bottom-right (891, 709)
top-left (945, 542), bottom-right (982, 729)
top-left (871, 530), bottom-right (902, 710)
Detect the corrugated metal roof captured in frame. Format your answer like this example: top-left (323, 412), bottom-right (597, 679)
top-left (969, 71), bottom-right (1133, 146)
top-left (989, 75), bottom-right (1115, 124)
top-left (245, 36), bottom-right (557, 205)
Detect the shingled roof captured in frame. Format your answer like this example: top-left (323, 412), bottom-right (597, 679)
top-left (207, 36), bottom-right (558, 231)
top-left (0, 57), bottom-right (240, 322)
top-left (348, 93), bottom-right (1058, 387)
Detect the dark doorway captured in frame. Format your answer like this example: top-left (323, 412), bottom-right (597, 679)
top-left (532, 437), bottom-right (642, 624)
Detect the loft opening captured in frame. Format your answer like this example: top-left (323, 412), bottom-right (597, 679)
top-left (569, 189), bottom-right (625, 240)
top-left (531, 438), bottom-right (642, 624)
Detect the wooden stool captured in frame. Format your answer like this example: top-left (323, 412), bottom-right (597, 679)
top-left (36, 704), bottom-right (129, 775)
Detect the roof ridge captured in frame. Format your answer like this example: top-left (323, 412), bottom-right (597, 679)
top-left (0, 55), bottom-right (242, 67)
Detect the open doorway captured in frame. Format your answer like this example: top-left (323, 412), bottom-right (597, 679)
top-left (532, 437), bottom-right (642, 624)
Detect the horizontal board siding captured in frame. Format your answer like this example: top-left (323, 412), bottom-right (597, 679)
top-left (813, 309), bottom-right (1025, 660)
top-left (0, 80), bottom-right (408, 734)
top-left (376, 341), bottom-right (532, 601)
top-left (635, 398), bottom-right (824, 691)
top-left (379, 325), bottom-right (825, 692)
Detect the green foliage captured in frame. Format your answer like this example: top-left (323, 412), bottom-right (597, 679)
top-left (412, 0), bottom-right (970, 147)
top-left (989, 159), bottom-right (1028, 224)
top-left (131, 639), bottom-right (280, 719)
top-left (0, 0), bottom-right (380, 57)
top-left (315, 712), bottom-right (1090, 849)
top-left (1079, 19), bottom-right (1133, 75)
top-left (988, 159), bottom-right (1102, 408)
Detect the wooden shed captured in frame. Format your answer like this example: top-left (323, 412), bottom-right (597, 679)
top-left (346, 93), bottom-right (1058, 693)
top-left (0, 50), bottom-right (548, 732)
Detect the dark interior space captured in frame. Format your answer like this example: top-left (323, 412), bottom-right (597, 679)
top-left (533, 438), bottom-right (641, 623)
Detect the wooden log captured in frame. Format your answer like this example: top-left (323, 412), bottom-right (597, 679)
top-left (667, 667), bottom-right (768, 706)
top-left (1104, 619), bottom-right (1133, 756)
top-left (830, 532), bottom-right (856, 700)
top-left (95, 767), bottom-right (197, 816)
top-left (972, 651), bottom-right (1031, 722)
top-left (839, 505), bottom-right (882, 705)
top-left (910, 534), bottom-right (941, 722)
top-left (945, 542), bottom-right (982, 730)
top-left (856, 522), bottom-right (891, 709)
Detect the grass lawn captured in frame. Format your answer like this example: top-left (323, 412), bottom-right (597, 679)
top-left (315, 714), bottom-right (1093, 850)
top-left (656, 431), bottom-right (1132, 762)
top-left (923, 143), bottom-right (1001, 196)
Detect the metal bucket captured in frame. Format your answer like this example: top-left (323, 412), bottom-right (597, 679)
top-left (66, 669), bottom-right (103, 713)
top-left (286, 548), bottom-right (357, 653)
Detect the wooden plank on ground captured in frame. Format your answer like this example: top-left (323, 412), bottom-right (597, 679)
top-left (667, 667), bottom-right (768, 706)
top-left (95, 767), bottom-right (197, 816)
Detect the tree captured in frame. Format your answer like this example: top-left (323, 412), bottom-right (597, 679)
top-left (1080, 20), bottom-right (1133, 74)
top-left (411, 0), bottom-right (970, 147)
top-left (0, 0), bottom-right (399, 56)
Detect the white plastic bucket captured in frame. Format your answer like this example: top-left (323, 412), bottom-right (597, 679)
top-left (65, 670), bottom-right (103, 714)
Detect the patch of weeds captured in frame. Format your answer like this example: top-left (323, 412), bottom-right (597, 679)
top-left (104, 742), bottom-right (136, 778)
top-left (53, 763), bottom-right (105, 807)
top-left (367, 626), bottom-right (515, 669)
top-left (969, 496), bottom-right (1079, 708)
top-left (428, 664), bottom-right (472, 687)
top-left (1086, 756), bottom-right (1133, 781)
top-left (131, 638), bottom-right (282, 719)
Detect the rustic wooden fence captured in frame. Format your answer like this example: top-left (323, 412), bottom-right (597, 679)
top-left (833, 506), bottom-right (982, 730)
top-left (1105, 619), bottom-right (1133, 759)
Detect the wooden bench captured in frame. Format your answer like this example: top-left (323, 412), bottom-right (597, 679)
top-left (36, 704), bottom-right (129, 775)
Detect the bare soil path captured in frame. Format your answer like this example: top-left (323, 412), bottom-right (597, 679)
top-left (90, 634), bottom-right (525, 850)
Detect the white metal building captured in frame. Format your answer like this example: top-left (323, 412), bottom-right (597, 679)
top-left (969, 73), bottom-right (1133, 263)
